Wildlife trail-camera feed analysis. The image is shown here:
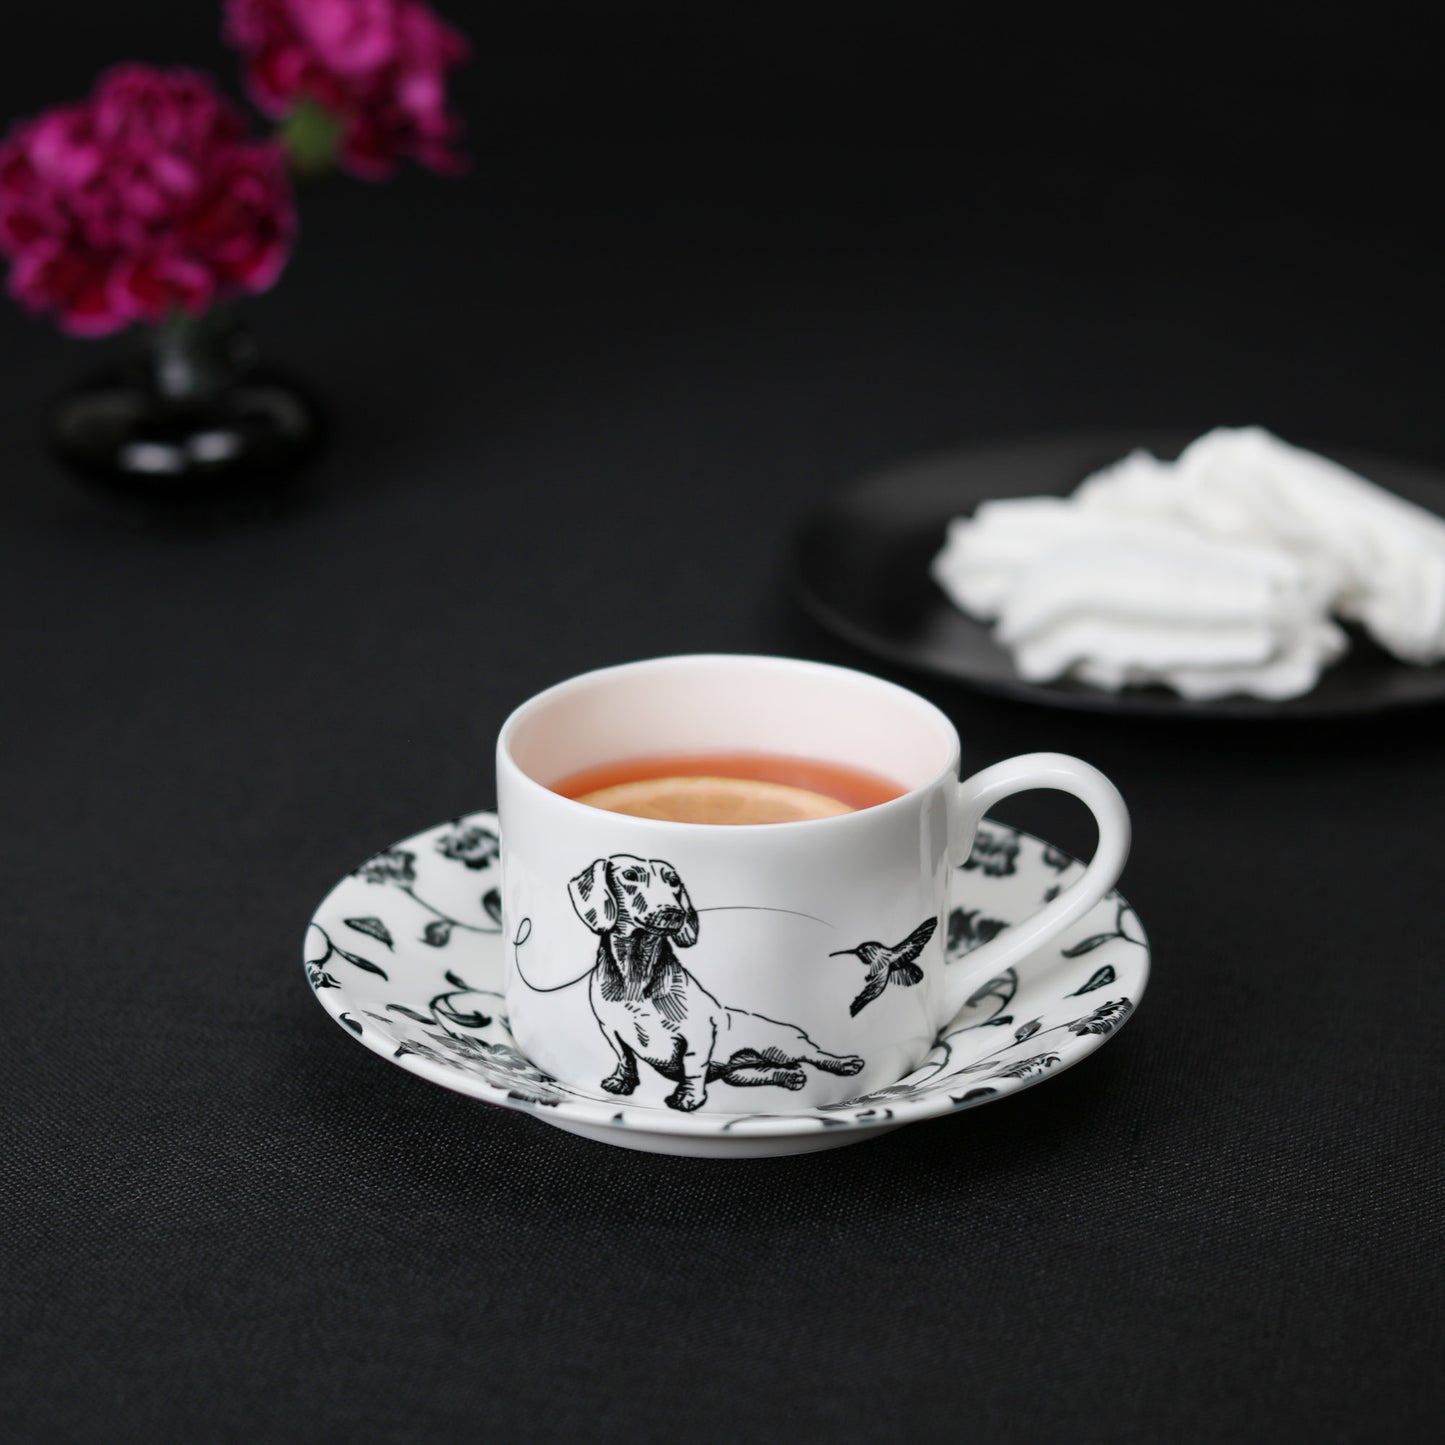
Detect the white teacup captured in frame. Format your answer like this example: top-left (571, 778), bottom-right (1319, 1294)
top-left (497, 654), bottom-right (1130, 1112)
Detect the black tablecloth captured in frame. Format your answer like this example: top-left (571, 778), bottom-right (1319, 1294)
top-left (4, 5), bottom-right (1444, 1441)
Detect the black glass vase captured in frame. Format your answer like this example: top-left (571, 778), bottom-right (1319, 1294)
top-left (46, 312), bottom-right (323, 515)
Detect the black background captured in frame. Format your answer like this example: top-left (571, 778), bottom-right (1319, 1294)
top-left (3, 4), bottom-right (1443, 1441)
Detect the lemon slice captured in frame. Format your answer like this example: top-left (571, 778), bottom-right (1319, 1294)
top-left (575, 775), bottom-right (853, 824)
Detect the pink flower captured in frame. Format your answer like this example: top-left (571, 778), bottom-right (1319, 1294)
top-left (225, 0), bottom-right (469, 179)
top-left (0, 66), bottom-right (294, 337)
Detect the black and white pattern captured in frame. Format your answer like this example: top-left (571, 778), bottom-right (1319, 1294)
top-left (304, 812), bottom-right (1150, 1146)
top-left (962, 822), bottom-right (1020, 877)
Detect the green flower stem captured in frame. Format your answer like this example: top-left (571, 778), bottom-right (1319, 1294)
top-left (280, 98), bottom-right (343, 177)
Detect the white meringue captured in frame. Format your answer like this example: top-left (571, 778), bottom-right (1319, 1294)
top-left (930, 427), bottom-right (1445, 699)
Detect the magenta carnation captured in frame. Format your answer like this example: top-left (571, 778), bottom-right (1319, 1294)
top-left (225, 0), bottom-right (469, 179)
top-left (0, 65), bottom-right (294, 337)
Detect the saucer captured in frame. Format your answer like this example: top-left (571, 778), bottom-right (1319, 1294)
top-left (303, 812), bottom-right (1150, 1158)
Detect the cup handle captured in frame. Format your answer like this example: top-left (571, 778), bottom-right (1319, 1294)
top-left (940, 752), bottom-right (1131, 1020)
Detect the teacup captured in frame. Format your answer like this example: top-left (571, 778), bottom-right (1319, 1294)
top-left (496, 654), bottom-right (1130, 1112)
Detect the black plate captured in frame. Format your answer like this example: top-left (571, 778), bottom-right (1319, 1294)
top-left (791, 431), bottom-right (1445, 719)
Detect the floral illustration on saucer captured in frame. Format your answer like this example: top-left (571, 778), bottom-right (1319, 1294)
top-left (962, 821), bottom-right (1020, 877)
top-left (304, 812), bottom-right (1149, 1145)
top-left (351, 827), bottom-right (501, 947)
top-left (435, 822), bottom-right (499, 870)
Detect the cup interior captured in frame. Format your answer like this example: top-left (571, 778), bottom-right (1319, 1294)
top-left (502, 655), bottom-right (958, 796)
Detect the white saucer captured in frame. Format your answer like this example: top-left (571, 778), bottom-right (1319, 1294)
top-left (304, 812), bottom-right (1150, 1157)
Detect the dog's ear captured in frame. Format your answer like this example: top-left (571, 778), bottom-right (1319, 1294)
top-left (672, 881), bottom-right (700, 948)
top-left (568, 859), bottom-right (617, 933)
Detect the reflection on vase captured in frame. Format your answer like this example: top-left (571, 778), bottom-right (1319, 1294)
top-left (46, 311), bottom-right (322, 513)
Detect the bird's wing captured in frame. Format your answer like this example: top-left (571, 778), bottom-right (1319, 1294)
top-left (890, 960), bottom-right (925, 988)
top-left (894, 917), bottom-right (939, 964)
top-left (849, 968), bottom-right (891, 1017)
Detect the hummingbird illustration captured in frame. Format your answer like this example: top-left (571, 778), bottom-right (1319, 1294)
top-left (830, 917), bottom-right (938, 1017)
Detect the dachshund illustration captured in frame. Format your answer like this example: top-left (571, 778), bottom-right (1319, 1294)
top-left (569, 855), bottom-right (865, 1112)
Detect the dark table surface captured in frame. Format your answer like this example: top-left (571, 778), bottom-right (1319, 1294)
top-left (4, 4), bottom-right (1444, 1441)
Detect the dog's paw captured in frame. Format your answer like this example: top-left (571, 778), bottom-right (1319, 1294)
top-left (601, 1071), bottom-right (637, 1095)
top-left (666, 1087), bottom-right (706, 1112)
top-left (814, 1053), bottom-right (866, 1076)
top-left (778, 1069), bottom-right (807, 1091)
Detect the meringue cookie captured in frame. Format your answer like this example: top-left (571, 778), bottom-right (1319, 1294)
top-left (931, 427), bottom-right (1445, 699)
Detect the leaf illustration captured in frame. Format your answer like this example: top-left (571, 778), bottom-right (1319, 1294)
top-left (983, 1015), bottom-right (1014, 1027)
top-left (422, 920), bottom-right (452, 947)
top-left (344, 916), bottom-right (394, 950)
top-left (1014, 1018), bottom-right (1042, 1042)
top-left (333, 946), bottom-right (388, 980)
top-left (482, 888), bottom-right (502, 925)
top-left (1042, 844), bottom-right (1072, 872)
top-left (1067, 964), bottom-right (1117, 996)
top-left (387, 1004), bottom-right (435, 1024)
top-left (1042, 884), bottom-right (1061, 903)
top-left (445, 970), bottom-right (469, 990)
top-left (339, 1013), bottom-right (363, 1035)
top-left (433, 997), bottom-right (492, 1030)
top-left (1061, 932), bottom-right (1118, 958)
top-left (951, 1087), bottom-right (997, 1103)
